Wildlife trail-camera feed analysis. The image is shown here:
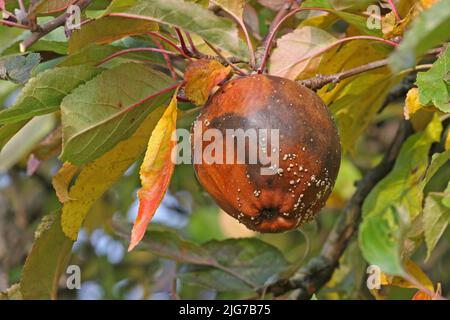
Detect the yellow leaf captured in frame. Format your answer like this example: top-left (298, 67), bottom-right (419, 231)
top-left (445, 130), bottom-right (450, 150)
top-left (382, 12), bottom-right (397, 35)
top-left (315, 41), bottom-right (395, 153)
top-left (129, 93), bottom-right (178, 251)
top-left (184, 59), bottom-right (231, 106)
top-left (52, 162), bottom-right (78, 203)
top-left (61, 106), bottom-right (166, 240)
top-left (404, 88), bottom-right (423, 119)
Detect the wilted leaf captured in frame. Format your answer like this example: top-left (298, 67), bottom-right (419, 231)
top-left (52, 162), bottom-right (78, 203)
top-left (184, 59), bottom-right (231, 106)
top-left (129, 93), bottom-right (178, 251)
top-left (179, 238), bottom-right (290, 291)
top-left (359, 115), bottom-right (443, 275)
top-left (0, 65), bottom-right (101, 125)
top-left (269, 26), bottom-right (337, 80)
top-left (20, 212), bottom-right (73, 299)
top-left (68, 16), bottom-right (158, 53)
top-left (389, 0), bottom-right (450, 72)
top-left (105, 0), bottom-right (246, 57)
top-left (415, 46), bottom-right (450, 113)
top-left (61, 106), bottom-right (166, 240)
top-left (0, 53), bottom-right (40, 84)
top-left (60, 63), bottom-right (175, 165)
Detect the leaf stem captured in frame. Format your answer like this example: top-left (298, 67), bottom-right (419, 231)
top-left (148, 31), bottom-right (193, 60)
top-left (149, 35), bottom-right (178, 80)
top-left (122, 81), bottom-right (185, 114)
top-left (96, 47), bottom-right (181, 66)
top-left (174, 27), bottom-right (192, 57)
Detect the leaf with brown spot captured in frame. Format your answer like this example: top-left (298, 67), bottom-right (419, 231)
top-left (184, 59), bottom-right (231, 106)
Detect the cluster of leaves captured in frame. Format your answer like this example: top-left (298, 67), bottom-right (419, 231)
top-left (0, 0), bottom-right (449, 300)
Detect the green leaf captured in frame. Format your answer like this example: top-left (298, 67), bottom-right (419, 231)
top-left (423, 184), bottom-right (450, 260)
top-left (359, 115), bottom-right (443, 275)
top-left (179, 238), bottom-right (290, 291)
top-left (0, 53), bottom-right (41, 84)
top-left (0, 114), bottom-right (56, 172)
top-left (389, 0), bottom-right (450, 72)
top-left (20, 212), bottom-right (74, 299)
top-left (416, 46), bottom-right (450, 113)
top-left (0, 120), bottom-right (28, 152)
top-left (60, 62), bottom-right (175, 165)
top-left (68, 16), bottom-right (158, 53)
top-left (134, 226), bottom-right (289, 291)
top-left (61, 106), bottom-right (166, 240)
top-left (136, 225), bottom-right (216, 265)
top-left (359, 206), bottom-right (404, 275)
top-left (0, 65), bottom-right (102, 125)
top-left (105, 0), bottom-right (246, 57)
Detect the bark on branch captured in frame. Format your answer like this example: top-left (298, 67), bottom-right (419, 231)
top-left (20, 0), bottom-right (92, 52)
top-left (266, 121), bottom-right (413, 299)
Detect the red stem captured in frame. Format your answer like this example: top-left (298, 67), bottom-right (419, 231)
top-left (123, 81), bottom-right (184, 113)
top-left (258, 7), bottom-right (398, 73)
top-left (148, 31), bottom-right (193, 60)
top-left (0, 19), bottom-right (30, 29)
top-left (150, 35), bottom-right (177, 80)
top-left (174, 27), bottom-right (192, 57)
top-left (96, 47), bottom-right (180, 66)
top-left (387, 0), bottom-right (402, 21)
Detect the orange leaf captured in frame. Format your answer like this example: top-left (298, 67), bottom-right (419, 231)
top-left (412, 284), bottom-right (442, 300)
top-left (184, 59), bottom-right (231, 106)
top-left (128, 93), bottom-right (178, 251)
top-left (52, 162), bottom-right (78, 203)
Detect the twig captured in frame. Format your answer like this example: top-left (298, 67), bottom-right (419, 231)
top-left (298, 59), bottom-right (389, 90)
top-left (266, 122), bottom-right (413, 299)
top-left (0, 19), bottom-right (30, 29)
top-left (20, 0), bottom-right (92, 52)
top-left (204, 40), bottom-right (248, 76)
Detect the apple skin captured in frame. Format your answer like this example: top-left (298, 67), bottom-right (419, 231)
top-left (192, 74), bottom-right (341, 232)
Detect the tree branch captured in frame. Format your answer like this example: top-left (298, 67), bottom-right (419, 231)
top-left (266, 121), bottom-right (413, 299)
top-left (298, 59), bottom-right (389, 90)
top-left (19, 0), bottom-right (92, 52)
